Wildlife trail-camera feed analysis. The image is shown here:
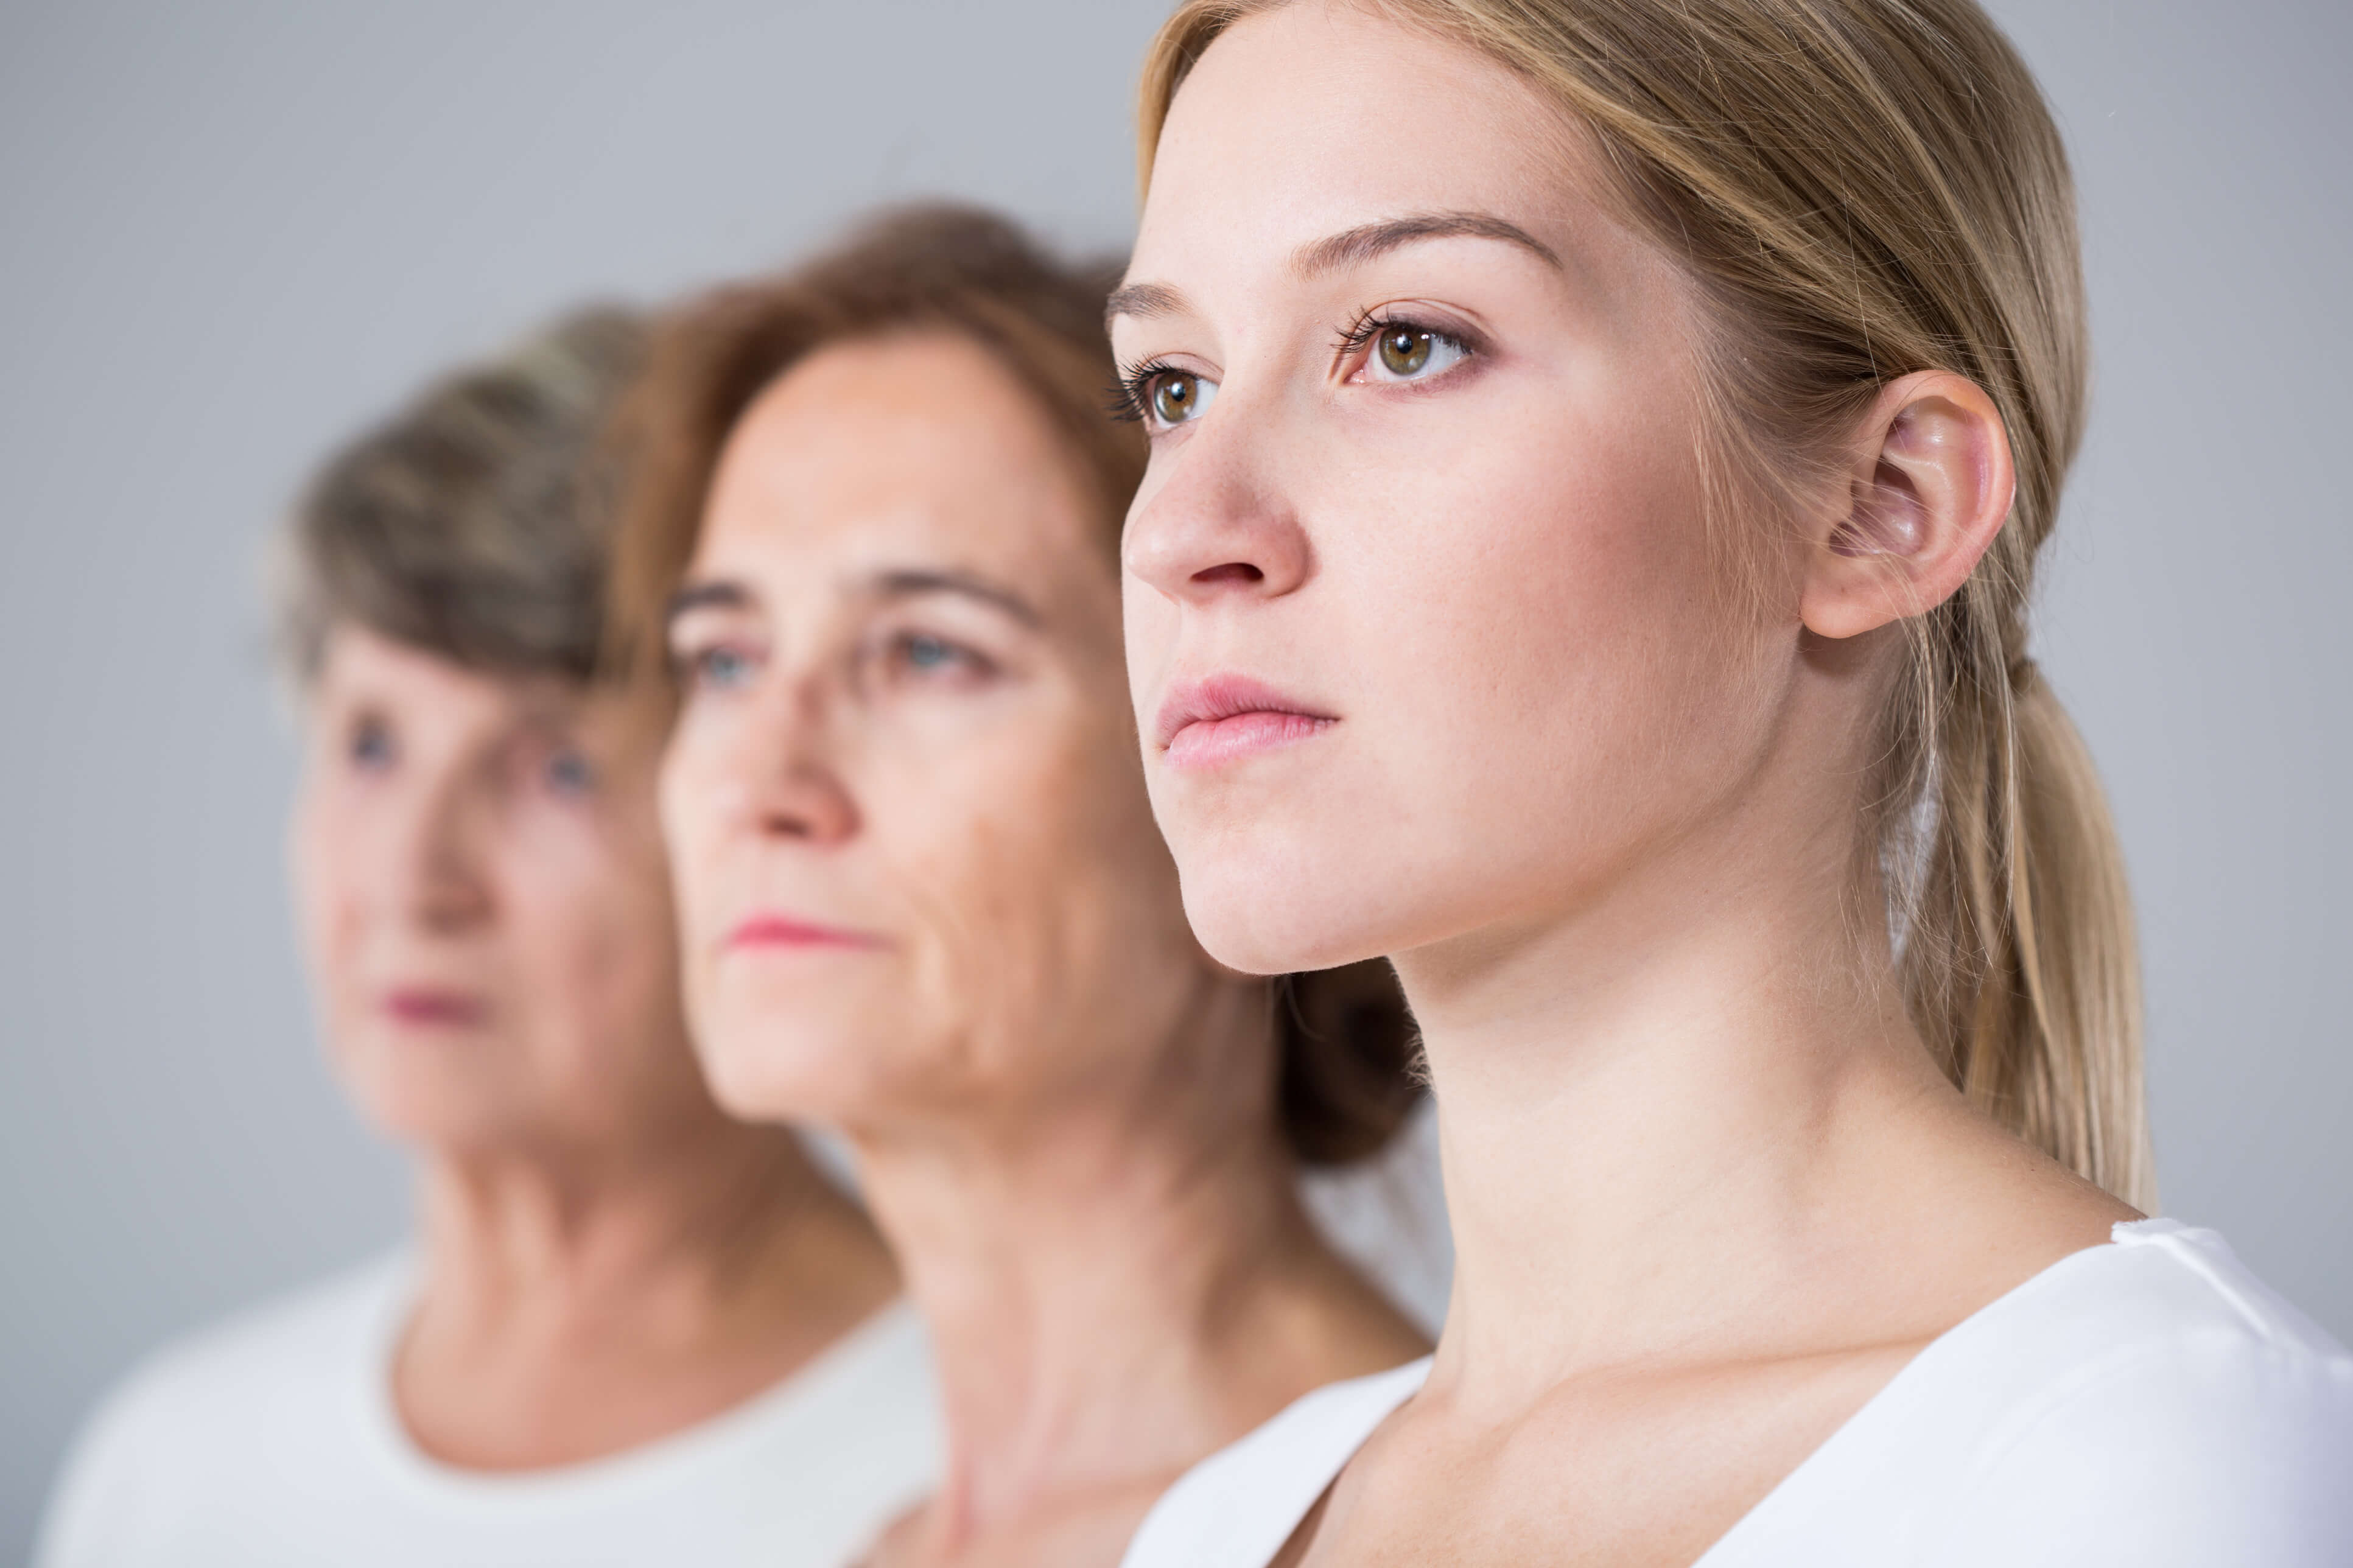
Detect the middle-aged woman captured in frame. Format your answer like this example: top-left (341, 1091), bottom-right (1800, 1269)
top-left (1108, 1), bottom-right (2353, 1565)
top-left (38, 310), bottom-right (938, 1568)
top-left (609, 205), bottom-right (1432, 1568)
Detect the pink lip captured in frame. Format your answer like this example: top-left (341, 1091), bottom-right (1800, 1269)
top-left (384, 987), bottom-right (488, 1027)
top-left (724, 914), bottom-right (889, 952)
top-left (1156, 673), bottom-right (1336, 769)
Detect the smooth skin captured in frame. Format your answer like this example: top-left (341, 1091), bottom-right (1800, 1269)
top-left (1112, 4), bottom-right (2136, 1563)
top-left (658, 329), bottom-right (1426, 1568)
top-left (292, 628), bottom-right (892, 1469)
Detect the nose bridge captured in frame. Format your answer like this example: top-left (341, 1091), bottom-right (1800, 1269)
top-left (740, 652), bottom-right (860, 846)
top-left (1124, 383), bottom-right (1310, 604)
top-left (398, 743), bottom-right (493, 932)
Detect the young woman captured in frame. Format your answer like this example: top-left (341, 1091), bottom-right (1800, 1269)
top-left (1107, 2), bottom-right (2353, 1563)
top-left (38, 312), bottom-right (936, 1568)
top-left (611, 206), bottom-right (1432, 1568)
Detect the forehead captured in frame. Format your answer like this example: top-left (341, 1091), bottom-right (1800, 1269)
top-left (695, 331), bottom-right (1109, 594)
top-left (1134, 2), bottom-right (1586, 278)
top-left (314, 625), bottom-right (579, 730)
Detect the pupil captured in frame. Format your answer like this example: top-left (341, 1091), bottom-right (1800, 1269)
top-left (1379, 327), bottom-right (1431, 376)
top-left (1154, 374), bottom-right (1194, 422)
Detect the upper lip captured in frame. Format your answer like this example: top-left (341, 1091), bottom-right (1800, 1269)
top-left (1154, 673), bottom-right (1335, 750)
top-left (724, 912), bottom-right (889, 951)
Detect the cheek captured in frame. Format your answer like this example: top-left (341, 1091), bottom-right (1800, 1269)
top-left (875, 715), bottom-right (1184, 1076)
top-left (1123, 569), bottom-right (1181, 732)
top-left (1381, 405), bottom-right (1717, 737)
top-left (508, 845), bottom-right (686, 1079)
top-left (657, 718), bottom-right (738, 970)
top-left (288, 785), bottom-right (363, 988)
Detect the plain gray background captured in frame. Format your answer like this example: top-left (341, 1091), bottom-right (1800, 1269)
top-left (3, 0), bottom-right (2347, 1556)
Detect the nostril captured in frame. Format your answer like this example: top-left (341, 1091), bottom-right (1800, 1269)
top-left (1193, 562), bottom-right (1264, 586)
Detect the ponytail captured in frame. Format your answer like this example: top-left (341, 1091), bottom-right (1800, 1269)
top-left (1898, 628), bottom-right (2153, 1209)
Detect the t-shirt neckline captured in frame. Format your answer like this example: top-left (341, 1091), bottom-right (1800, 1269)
top-left (354, 1253), bottom-right (919, 1502)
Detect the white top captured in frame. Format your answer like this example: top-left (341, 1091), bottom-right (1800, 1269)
top-left (1122, 1220), bottom-right (2353, 1567)
top-left (35, 1253), bottom-right (941, 1568)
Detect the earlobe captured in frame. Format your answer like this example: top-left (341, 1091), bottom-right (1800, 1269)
top-left (1801, 370), bottom-right (2015, 641)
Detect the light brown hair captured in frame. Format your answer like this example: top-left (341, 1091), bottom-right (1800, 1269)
top-left (608, 203), bottom-right (1422, 1165)
top-left (1138, 0), bottom-right (2151, 1206)
top-left (276, 307), bottom-right (645, 684)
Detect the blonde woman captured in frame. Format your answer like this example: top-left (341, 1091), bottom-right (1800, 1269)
top-left (1107, 2), bottom-right (2353, 1563)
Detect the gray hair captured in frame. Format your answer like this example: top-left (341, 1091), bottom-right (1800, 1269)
top-left (275, 305), bottom-right (646, 685)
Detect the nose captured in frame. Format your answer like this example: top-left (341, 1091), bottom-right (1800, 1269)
top-left (740, 677), bottom-right (860, 847)
top-left (1123, 420), bottom-right (1312, 608)
top-left (402, 772), bottom-right (493, 936)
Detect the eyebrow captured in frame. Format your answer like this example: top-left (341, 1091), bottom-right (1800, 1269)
top-left (1104, 280), bottom-right (1191, 329)
top-left (869, 567), bottom-right (1042, 627)
top-left (1106, 211), bottom-right (1562, 331)
top-left (665, 578), bottom-right (751, 626)
top-left (1293, 212), bottom-right (1562, 277)
top-left (666, 568), bottom-right (1043, 634)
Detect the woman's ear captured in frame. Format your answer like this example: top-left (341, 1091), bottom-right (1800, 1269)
top-left (1801, 369), bottom-right (2015, 640)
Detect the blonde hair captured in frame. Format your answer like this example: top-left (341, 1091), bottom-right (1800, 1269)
top-left (1138, 0), bottom-right (2153, 1208)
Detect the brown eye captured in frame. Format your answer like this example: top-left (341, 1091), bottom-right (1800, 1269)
top-left (1377, 326), bottom-right (1433, 376)
top-left (1359, 320), bottom-right (1469, 383)
top-left (1152, 372), bottom-right (1199, 424)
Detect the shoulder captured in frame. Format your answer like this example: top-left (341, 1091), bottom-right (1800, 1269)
top-left (82, 1253), bottom-right (402, 1436)
top-left (1120, 1356), bottom-right (1431, 1568)
top-left (1921, 1221), bottom-right (2353, 1565)
top-left (35, 1254), bottom-right (405, 1567)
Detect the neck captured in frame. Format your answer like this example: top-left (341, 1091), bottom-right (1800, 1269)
top-left (412, 1108), bottom-right (886, 1354)
top-left (853, 978), bottom-right (1422, 1545)
top-left (1401, 765), bottom-right (1957, 1402)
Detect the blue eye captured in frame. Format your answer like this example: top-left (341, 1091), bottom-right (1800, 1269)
top-left (349, 716), bottom-right (395, 772)
top-left (544, 749), bottom-right (595, 797)
top-left (886, 631), bottom-right (991, 684)
top-left (692, 646), bottom-right (754, 691)
top-left (903, 634), bottom-right (956, 670)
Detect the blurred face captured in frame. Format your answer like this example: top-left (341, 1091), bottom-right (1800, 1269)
top-left (1117, 1), bottom-right (1800, 975)
top-left (292, 628), bottom-right (706, 1153)
top-left (660, 332), bottom-right (1210, 1131)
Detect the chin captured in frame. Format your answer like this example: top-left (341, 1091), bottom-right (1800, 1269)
top-left (345, 1063), bottom-right (527, 1150)
top-left (692, 985), bottom-right (913, 1128)
top-left (1169, 817), bottom-right (1402, 976)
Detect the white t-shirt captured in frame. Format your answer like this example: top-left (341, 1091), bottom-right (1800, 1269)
top-left (1121, 1220), bottom-right (2353, 1567)
top-left (35, 1253), bottom-right (941, 1568)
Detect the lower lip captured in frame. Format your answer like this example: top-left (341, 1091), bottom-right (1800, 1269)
top-left (384, 991), bottom-right (487, 1027)
top-left (1165, 710), bottom-right (1334, 769)
top-left (726, 919), bottom-right (886, 953)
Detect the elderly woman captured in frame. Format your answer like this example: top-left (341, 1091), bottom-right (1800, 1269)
top-left (612, 206), bottom-right (1432, 1567)
top-left (37, 310), bottom-right (936, 1568)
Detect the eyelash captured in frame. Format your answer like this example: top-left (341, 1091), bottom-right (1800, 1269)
top-left (1333, 307), bottom-right (1481, 371)
top-left (1109, 309), bottom-right (1481, 429)
top-left (1109, 360), bottom-right (1179, 425)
